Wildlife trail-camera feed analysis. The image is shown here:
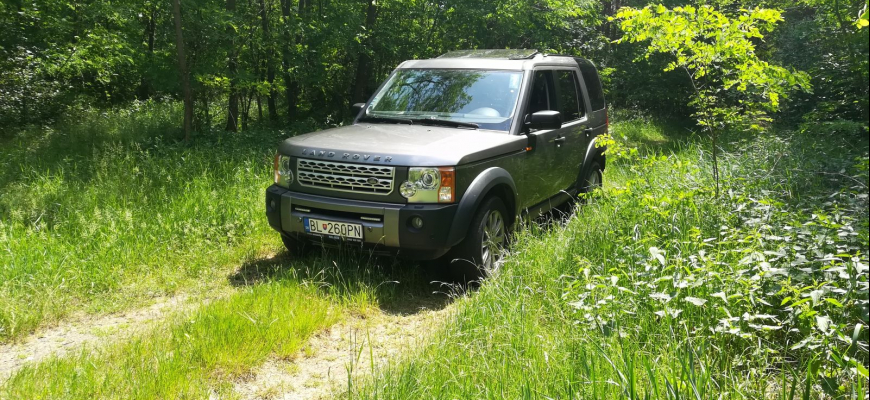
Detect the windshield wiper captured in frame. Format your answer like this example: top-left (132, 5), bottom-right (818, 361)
top-left (410, 117), bottom-right (479, 129)
top-left (358, 115), bottom-right (414, 125)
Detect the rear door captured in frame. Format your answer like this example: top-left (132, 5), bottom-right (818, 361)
top-left (551, 69), bottom-right (589, 191)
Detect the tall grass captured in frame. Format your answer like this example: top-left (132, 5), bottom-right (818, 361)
top-left (351, 116), bottom-right (869, 399)
top-left (0, 101), bottom-right (299, 341)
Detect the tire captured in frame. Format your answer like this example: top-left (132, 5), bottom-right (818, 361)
top-left (281, 234), bottom-right (311, 256)
top-left (446, 196), bottom-right (509, 282)
top-left (578, 161), bottom-right (603, 194)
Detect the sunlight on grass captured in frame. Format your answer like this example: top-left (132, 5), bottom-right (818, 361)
top-left (0, 102), bottom-right (287, 341)
top-left (350, 116), bottom-right (869, 400)
top-left (2, 280), bottom-right (335, 399)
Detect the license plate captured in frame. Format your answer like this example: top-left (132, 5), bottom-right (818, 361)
top-left (304, 218), bottom-right (363, 240)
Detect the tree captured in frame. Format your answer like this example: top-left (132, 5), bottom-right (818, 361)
top-left (172, 0), bottom-right (194, 140)
top-left (225, 0), bottom-right (239, 132)
top-left (615, 4), bottom-right (811, 195)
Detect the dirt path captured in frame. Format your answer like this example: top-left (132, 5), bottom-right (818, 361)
top-left (0, 295), bottom-right (190, 382)
top-left (234, 301), bottom-right (452, 400)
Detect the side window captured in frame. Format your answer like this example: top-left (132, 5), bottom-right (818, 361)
top-left (578, 62), bottom-right (605, 110)
top-left (527, 70), bottom-right (556, 115)
top-left (556, 71), bottom-right (581, 121)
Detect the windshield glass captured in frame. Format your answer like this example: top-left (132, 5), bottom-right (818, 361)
top-left (366, 69), bottom-right (523, 131)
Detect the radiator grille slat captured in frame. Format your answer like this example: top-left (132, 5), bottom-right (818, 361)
top-left (297, 159), bottom-right (394, 195)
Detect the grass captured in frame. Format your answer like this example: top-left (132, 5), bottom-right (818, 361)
top-left (0, 101), bottom-right (307, 341)
top-left (1, 227), bottom-right (445, 399)
top-left (2, 280), bottom-right (336, 399)
top-left (1, 103), bottom-right (866, 399)
top-left (349, 114), bottom-right (869, 399)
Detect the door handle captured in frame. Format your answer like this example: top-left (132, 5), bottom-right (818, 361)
top-left (554, 136), bottom-right (566, 145)
top-left (583, 128), bottom-right (593, 136)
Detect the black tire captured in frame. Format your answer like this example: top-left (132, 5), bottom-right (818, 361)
top-left (578, 161), bottom-right (603, 194)
top-left (446, 196), bottom-right (509, 282)
top-left (281, 234), bottom-right (311, 256)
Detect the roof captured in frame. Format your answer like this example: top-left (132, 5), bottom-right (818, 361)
top-left (398, 49), bottom-right (583, 71)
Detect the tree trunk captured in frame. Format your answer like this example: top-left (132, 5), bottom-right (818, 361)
top-left (172, 0), bottom-right (193, 141)
top-left (137, 8), bottom-right (156, 100)
top-left (280, 0), bottom-right (298, 124)
top-left (225, 0), bottom-right (239, 131)
top-left (259, 0), bottom-right (278, 121)
top-left (351, 0), bottom-right (378, 104)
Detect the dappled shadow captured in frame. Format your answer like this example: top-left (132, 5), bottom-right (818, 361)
top-left (228, 249), bottom-right (455, 316)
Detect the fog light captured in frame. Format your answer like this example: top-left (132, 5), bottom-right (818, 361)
top-left (269, 199), bottom-right (276, 210)
top-left (410, 216), bottom-right (424, 229)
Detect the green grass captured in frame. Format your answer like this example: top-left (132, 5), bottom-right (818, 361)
top-left (0, 101), bottom-right (303, 341)
top-left (2, 278), bottom-right (334, 399)
top-left (350, 116), bottom-right (869, 399)
top-left (1, 230), bottom-right (445, 399)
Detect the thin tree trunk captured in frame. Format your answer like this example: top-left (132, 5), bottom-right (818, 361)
top-left (225, 0), bottom-right (239, 131)
top-left (172, 0), bottom-right (193, 141)
top-left (711, 129), bottom-right (720, 197)
top-left (138, 8), bottom-right (156, 100)
top-left (259, 0), bottom-right (278, 121)
top-left (351, 0), bottom-right (378, 104)
top-left (280, 0), bottom-right (298, 124)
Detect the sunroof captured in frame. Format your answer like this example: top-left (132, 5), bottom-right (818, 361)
top-left (438, 49), bottom-right (540, 60)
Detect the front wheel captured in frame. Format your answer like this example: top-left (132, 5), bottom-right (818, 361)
top-left (281, 234), bottom-right (311, 257)
top-left (446, 196), bottom-right (509, 281)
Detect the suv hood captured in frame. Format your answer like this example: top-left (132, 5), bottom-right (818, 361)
top-left (278, 123), bottom-right (526, 166)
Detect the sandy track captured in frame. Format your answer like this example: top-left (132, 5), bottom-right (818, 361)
top-left (0, 295), bottom-right (190, 382)
top-left (234, 302), bottom-right (451, 400)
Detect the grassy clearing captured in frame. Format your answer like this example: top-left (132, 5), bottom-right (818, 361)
top-left (352, 116), bottom-right (869, 399)
top-left (1, 242), bottom-right (445, 399)
top-left (0, 101), bottom-right (317, 341)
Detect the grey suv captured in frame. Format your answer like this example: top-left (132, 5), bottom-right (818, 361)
top-left (265, 49), bottom-right (607, 278)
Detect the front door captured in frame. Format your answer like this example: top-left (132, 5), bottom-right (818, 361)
top-left (520, 69), bottom-right (589, 207)
top-left (521, 70), bottom-right (564, 206)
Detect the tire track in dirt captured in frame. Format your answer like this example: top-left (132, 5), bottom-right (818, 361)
top-left (233, 298), bottom-right (452, 400)
top-left (0, 294), bottom-right (192, 382)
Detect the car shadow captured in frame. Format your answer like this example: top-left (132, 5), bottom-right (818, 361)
top-left (228, 249), bottom-right (456, 316)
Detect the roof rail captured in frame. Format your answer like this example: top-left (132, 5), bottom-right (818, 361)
top-left (437, 49), bottom-right (540, 60)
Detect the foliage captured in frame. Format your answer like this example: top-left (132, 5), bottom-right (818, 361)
top-left (614, 4), bottom-right (811, 194)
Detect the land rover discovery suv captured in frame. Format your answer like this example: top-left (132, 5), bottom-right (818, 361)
top-left (265, 49), bottom-right (607, 278)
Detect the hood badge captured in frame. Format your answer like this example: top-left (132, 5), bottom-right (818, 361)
top-left (301, 148), bottom-right (392, 163)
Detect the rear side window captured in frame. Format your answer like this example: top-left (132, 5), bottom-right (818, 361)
top-left (577, 61), bottom-right (605, 111)
top-left (556, 71), bottom-right (581, 121)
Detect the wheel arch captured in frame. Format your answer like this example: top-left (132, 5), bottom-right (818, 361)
top-left (578, 136), bottom-right (607, 187)
top-left (446, 167), bottom-right (517, 246)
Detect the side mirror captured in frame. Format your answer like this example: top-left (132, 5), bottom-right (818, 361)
top-left (351, 102), bottom-right (366, 116)
top-left (527, 110), bottom-right (562, 130)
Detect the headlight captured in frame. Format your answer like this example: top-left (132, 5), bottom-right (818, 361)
top-left (401, 167), bottom-right (455, 203)
top-left (273, 154), bottom-right (294, 187)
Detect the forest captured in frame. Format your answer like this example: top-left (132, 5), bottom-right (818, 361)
top-left (0, 0), bottom-right (868, 399)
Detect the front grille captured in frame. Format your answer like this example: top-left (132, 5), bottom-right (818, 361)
top-left (297, 158), bottom-right (395, 195)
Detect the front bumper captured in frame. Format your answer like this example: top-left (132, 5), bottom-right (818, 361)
top-left (265, 185), bottom-right (458, 260)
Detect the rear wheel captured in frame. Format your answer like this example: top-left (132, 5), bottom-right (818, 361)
top-left (578, 161), bottom-right (603, 194)
top-left (446, 196), bottom-right (509, 282)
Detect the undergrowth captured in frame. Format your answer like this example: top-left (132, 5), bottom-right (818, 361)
top-left (352, 116), bottom-right (869, 399)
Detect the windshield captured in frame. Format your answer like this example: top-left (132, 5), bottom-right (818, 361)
top-left (365, 69), bottom-right (524, 131)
